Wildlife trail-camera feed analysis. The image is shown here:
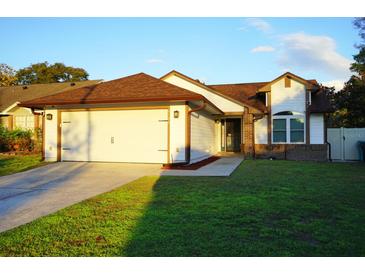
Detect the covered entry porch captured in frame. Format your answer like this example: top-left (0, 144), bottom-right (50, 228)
top-left (217, 116), bottom-right (243, 153)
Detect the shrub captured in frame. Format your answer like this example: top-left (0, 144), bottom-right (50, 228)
top-left (0, 125), bottom-right (9, 151)
top-left (0, 125), bottom-right (35, 152)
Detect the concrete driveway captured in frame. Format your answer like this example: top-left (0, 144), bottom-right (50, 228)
top-left (0, 162), bottom-right (162, 233)
top-left (0, 156), bottom-right (243, 233)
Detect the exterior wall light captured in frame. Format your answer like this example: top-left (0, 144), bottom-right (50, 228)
top-left (46, 113), bottom-right (53, 120)
top-left (174, 110), bottom-right (179, 118)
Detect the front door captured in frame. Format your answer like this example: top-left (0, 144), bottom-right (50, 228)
top-left (225, 119), bottom-right (241, 152)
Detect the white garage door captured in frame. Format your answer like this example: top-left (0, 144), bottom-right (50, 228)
top-left (61, 109), bottom-right (168, 163)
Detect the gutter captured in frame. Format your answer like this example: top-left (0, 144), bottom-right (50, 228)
top-left (30, 107), bottom-right (44, 116)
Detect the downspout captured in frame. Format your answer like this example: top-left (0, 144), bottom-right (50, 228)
top-left (324, 113), bottom-right (332, 162)
top-left (185, 101), bottom-right (206, 165)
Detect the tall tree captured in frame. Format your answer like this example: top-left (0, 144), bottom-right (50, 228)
top-left (329, 18), bottom-right (365, 128)
top-left (0, 63), bottom-right (18, 86)
top-left (16, 62), bottom-right (89, 85)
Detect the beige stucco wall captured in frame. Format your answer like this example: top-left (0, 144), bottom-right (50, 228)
top-left (44, 109), bottom-right (58, 161)
top-left (169, 103), bottom-right (187, 163)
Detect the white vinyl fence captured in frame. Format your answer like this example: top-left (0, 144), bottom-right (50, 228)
top-left (327, 128), bottom-right (365, 161)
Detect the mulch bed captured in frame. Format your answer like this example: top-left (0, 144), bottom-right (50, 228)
top-left (162, 156), bottom-right (220, 170)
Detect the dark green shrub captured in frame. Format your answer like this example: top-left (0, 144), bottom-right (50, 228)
top-left (0, 125), bottom-right (10, 151)
top-left (0, 125), bottom-right (35, 152)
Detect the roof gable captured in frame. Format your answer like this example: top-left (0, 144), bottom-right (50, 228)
top-left (258, 72), bottom-right (318, 92)
top-left (161, 70), bottom-right (264, 113)
top-left (208, 82), bottom-right (268, 112)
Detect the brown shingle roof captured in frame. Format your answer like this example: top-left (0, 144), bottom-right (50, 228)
top-left (161, 70), bottom-right (267, 113)
top-left (20, 73), bottom-right (210, 108)
top-left (209, 79), bottom-right (331, 113)
top-left (0, 80), bottom-right (101, 112)
top-left (208, 82), bottom-right (268, 112)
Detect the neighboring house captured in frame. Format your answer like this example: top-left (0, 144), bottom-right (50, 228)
top-left (20, 71), bottom-right (332, 164)
top-left (0, 80), bottom-right (101, 131)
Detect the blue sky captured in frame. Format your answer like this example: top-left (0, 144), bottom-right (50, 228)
top-left (0, 18), bottom-right (359, 89)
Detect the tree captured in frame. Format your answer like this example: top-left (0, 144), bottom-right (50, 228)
top-left (0, 64), bottom-right (18, 87)
top-left (16, 62), bottom-right (89, 85)
top-left (328, 18), bottom-right (365, 127)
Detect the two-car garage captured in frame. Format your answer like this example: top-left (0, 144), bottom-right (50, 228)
top-left (21, 72), bottom-right (222, 164)
top-left (60, 108), bottom-right (169, 163)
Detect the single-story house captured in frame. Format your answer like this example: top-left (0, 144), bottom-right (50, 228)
top-left (0, 80), bottom-right (101, 130)
top-left (20, 71), bottom-right (332, 164)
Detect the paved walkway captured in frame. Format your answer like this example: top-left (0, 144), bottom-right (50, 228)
top-left (160, 155), bottom-right (243, 176)
top-left (0, 156), bottom-right (243, 233)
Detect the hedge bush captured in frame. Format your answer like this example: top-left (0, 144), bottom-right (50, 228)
top-left (0, 125), bottom-right (36, 152)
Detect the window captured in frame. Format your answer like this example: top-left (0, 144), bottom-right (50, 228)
top-left (14, 115), bottom-right (34, 129)
top-left (290, 118), bottom-right (304, 142)
top-left (273, 119), bottom-right (287, 142)
top-left (272, 112), bottom-right (305, 144)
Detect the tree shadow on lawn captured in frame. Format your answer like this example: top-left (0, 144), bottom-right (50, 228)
top-left (122, 162), bottom-right (365, 256)
top-left (1, 160), bottom-right (364, 256)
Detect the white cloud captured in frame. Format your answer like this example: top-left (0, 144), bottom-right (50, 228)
top-left (322, 79), bottom-right (346, 91)
top-left (277, 32), bottom-right (352, 79)
top-left (251, 45), bottom-right (275, 53)
top-left (245, 18), bottom-right (273, 33)
top-left (146, 58), bottom-right (164, 64)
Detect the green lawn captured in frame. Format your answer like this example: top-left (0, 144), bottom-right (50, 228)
top-left (0, 160), bottom-right (364, 256)
top-left (0, 154), bottom-right (44, 177)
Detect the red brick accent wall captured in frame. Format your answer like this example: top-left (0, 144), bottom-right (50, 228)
top-left (255, 144), bottom-right (328, 161)
top-left (243, 109), bottom-right (254, 157)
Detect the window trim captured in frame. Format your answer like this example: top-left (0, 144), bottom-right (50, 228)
top-left (272, 114), bottom-right (305, 144)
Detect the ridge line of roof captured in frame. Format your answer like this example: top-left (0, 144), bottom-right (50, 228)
top-left (0, 79), bottom-right (102, 89)
top-left (208, 81), bottom-right (269, 86)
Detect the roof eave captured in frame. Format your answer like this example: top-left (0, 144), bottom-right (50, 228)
top-left (19, 95), bottom-right (224, 114)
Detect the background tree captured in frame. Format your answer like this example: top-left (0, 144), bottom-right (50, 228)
top-left (0, 63), bottom-right (18, 86)
top-left (328, 17), bottom-right (365, 127)
top-left (16, 62), bottom-right (89, 85)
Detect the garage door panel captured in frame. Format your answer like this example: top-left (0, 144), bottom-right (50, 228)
top-left (61, 109), bottom-right (168, 163)
top-left (61, 112), bottom-right (90, 162)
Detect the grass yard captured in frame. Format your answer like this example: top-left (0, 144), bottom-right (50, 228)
top-left (0, 154), bottom-right (44, 177)
top-left (0, 160), bottom-right (364, 256)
